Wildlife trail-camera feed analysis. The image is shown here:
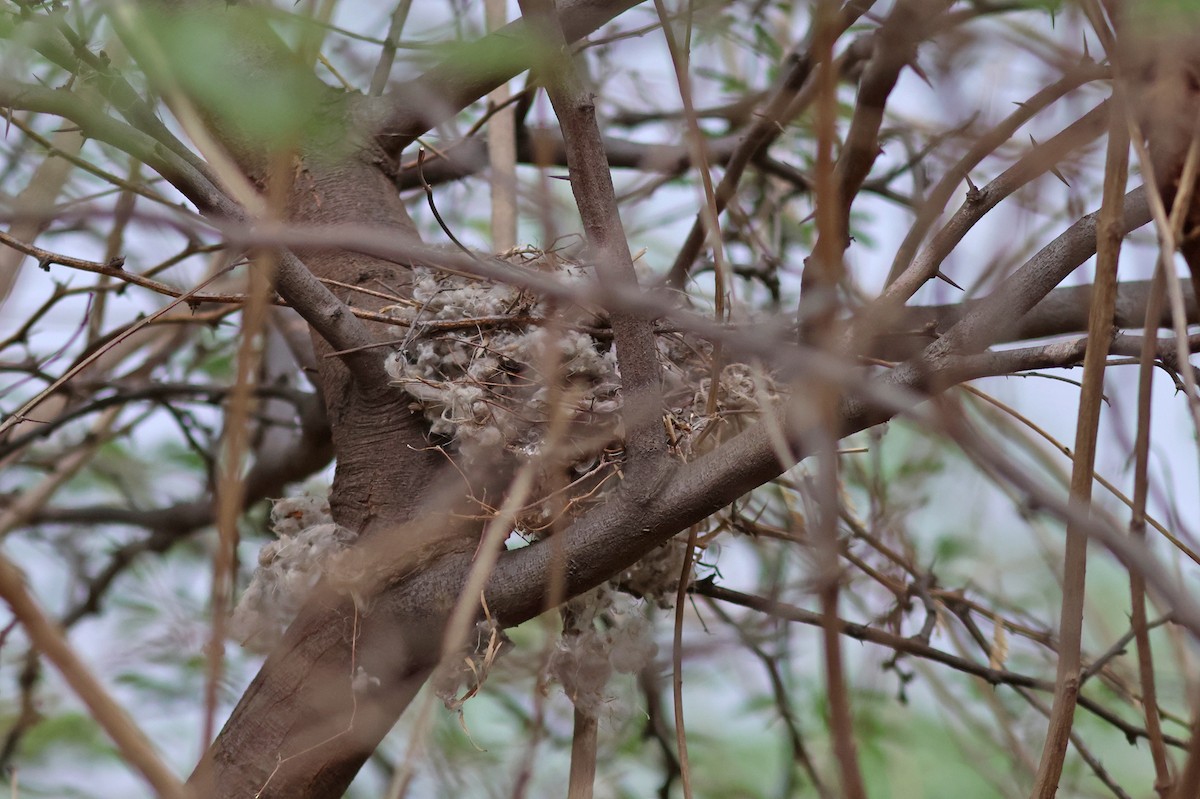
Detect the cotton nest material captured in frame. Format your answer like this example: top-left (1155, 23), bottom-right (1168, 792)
top-left (231, 496), bottom-right (356, 651)
top-left (382, 258), bottom-right (777, 465)
top-left (383, 262), bottom-right (628, 464)
top-left (233, 254), bottom-right (782, 650)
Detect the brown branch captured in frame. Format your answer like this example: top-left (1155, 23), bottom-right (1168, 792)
top-left (1130, 249), bottom-right (1176, 797)
top-left (189, 60), bottom-right (1169, 798)
top-left (703, 597), bottom-right (832, 799)
top-left (1032, 100), bottom-right (1127, 797)
top-left (915, 187), bottom-right (1149, 362)
top-left (518, 0), bottom-right (668, 475)
top-left (936, 332), bottom-right (1200, 383)
top-left (483, 189), bottom-right (1179, 637)
top-left (943, 587), bottom-right (1186, 763)
top-left (884, 62), bottom-right (1110, 286)
top-left (0, 228), bottom-right (541, 336)
top-left (0, 556), bottom-right (186, 798)
top-left (0, 123), bottom-right (84, 306)
top-left (881, 99), bottom-right (1111, 307)
top-left (0, 265), bottom-right (237, 440)
top-left (694, 580), bottom-right (1186, 751)
top-left (834, 0), bottom-right (950, 238)
top-left (697, 579), bottom-right (1048, 689)
top-left (610, 91), bottom-right (768, 127)
top-left (368, 0), bottom-right (414, 97)
top-left (10, 6), bottom-right (1194, 798)
top-left (28, 201), bottom-right (1189, 366)
top-left (44, 390), bottom-right (332, 628)
top-left (201, 224), bottom-right (1194, 798)
top-left (663, 10), bottom-right (878, 290)
top-left (396, 128), bottom-right (745, 189)
top-left (0, 80), bottom-right (394, 391)
top-left (883, 276), bottom-right (1199, 361)
top-left (215, 185), bottom-right (1156, 394)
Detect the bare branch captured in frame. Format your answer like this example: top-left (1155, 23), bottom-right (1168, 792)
top-left (884, 63), bottom-right (1110, 287)
top-left (882, 100), bottom-right (1111, 307)
top-left (518, 0), bottom-right (669, 474)
top-left (664, 20), bottom-right (877, 289)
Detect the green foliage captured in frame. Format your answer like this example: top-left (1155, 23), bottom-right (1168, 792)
top-left (1014, 0), bottom-right (1065, 20)
top-left (751, 22), bottom-right (785, 64)
top-left (694, 66), bottom-right (751, 97)
top-left (435, 28), bottom-right (557, 87)
top-left (128, 6), bottom-right (340, 150)
top-left (1133, 0), bottom-right (1200, 20)
top-left (842, 422), bottom-right (950, 518)
top-left (18, 710), bottom-right (115, 763)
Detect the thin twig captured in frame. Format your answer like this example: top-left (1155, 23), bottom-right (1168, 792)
top-left (0, 265), bottom-right (237, 439)
top-left (369, 0), bottom-right (414, 96)
top-left (1130, 248), bottom-right (1176, 798)
top-left (417, 148), bottom-right (476, 258)
top-left (671, 526), bottom-right (697, 799)
top-left (1031, 93), bottom-right (1127, 797)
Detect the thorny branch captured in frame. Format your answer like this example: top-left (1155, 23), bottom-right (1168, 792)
top-left (4, 2), bottom-right (1200, 797)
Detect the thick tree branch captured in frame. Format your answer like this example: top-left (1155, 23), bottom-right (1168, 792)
top-left (917, 187), bottom-right (1150, 360)
top-left (31, 265), bottom-right (1189, 639)
top-left (937, 331), bottom-right (1200, 383)
top-left (884, 277), bottom-right (1199, 360)
top-left (225, 210), bottom-right (1170, 407)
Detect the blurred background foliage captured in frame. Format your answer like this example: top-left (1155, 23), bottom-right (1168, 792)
top-left (3, 0), bottom-right (1198, 797)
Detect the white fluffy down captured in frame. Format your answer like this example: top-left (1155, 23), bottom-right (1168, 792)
top-left (230, 497), bottom-right (356, 651)
top-left (383, 265), bottom-right (626, 462)
top-left (384, 263), bottom-right (779, 465)
top-left (233, 258), bottom-right (780, 658)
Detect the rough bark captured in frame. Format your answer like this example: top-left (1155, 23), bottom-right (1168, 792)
top-left (116, 2), bottom-right (647, 795)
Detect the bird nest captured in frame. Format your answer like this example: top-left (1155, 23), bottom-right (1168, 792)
top-left (231, 251), bottom-right (784, 651)
top-left (383, 249), bottom-right (777, 470)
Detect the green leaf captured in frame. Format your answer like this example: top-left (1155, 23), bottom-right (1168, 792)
top-left (21, 711), bottom-right (114, 761)
top-left (129, 5), bottom-right (342, 151)
top-left (752, 22), bottom-right (784, 63)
